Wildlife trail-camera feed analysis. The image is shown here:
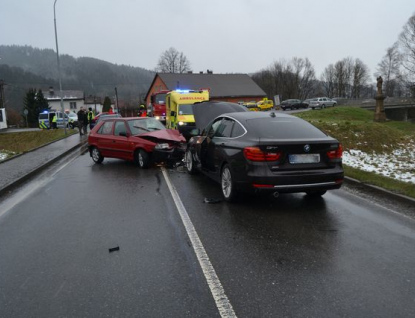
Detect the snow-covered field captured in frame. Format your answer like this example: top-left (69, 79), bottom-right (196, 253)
top-left (343, 146), bottom-right (415, 184)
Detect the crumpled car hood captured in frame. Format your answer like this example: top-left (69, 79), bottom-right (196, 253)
top-left (135, 129), bottom-right (186, 143)
top-left (193, 101), bottom-right (248, 130)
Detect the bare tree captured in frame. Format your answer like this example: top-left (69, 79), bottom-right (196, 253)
top-left (297, 58), bottom-right (316, 99)
top-left (376, 44), bottom-right (402, 96)
top-left (398, 13), bottom-right (415, 95)
top-left (251, 69), bottom-right (275, 100)
top-left (251, 58), bottom-right (316, 101)
top-left (321, 64), bottom-right (336, 97)
top-left (156, 47), bottom-right (191, 73)
top-left (351, 59), bottom-right (369, 98)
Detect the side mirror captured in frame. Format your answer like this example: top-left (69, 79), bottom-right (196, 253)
top-left (119, 131), bottom-right (128, 137)
top-left (189, 128), bottom-right (200, 136)
top-left (170, 111), bottom-right (176, 116)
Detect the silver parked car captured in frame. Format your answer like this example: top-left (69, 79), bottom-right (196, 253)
top-left (309, 97), bottom-right (337, 110)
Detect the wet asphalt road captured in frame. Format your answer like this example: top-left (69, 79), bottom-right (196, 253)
top-left (1, 153), bottom-right (415, 317)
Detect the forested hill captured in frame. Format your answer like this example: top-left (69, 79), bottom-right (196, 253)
top-left (0, 45), bottom-right (154, 111)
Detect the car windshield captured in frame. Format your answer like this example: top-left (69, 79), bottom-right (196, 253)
top-left (127, 118), bottom-right (165, 135)
top-left (178, 104), bottom-right (193, 115)
top-left (68, 113), bottom-right (77, 118)
top-left (246, 117), bottom-right (328, 139)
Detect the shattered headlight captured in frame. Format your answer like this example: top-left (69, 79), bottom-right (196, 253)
top-left (155, 143), bottom-right (172, 150)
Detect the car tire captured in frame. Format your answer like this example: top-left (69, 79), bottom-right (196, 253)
top-left (311, 107), bottom-right (315, 110)
top-left (91, 147), bottom-right (104, 164)
top-left (306, 190), bottom-right (327, 197)
top-left (137, 149), bottom-right (150, 169)
top-left (322, 104), bottom-right (326, 109)
top-left (221, 164), bottom-right (238, 202)
top-left (185, 148), bottom-right (197, 175)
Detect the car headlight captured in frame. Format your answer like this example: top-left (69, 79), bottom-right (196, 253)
top-left (155, 116), bottom-right (160, 120)
top-left (155, 143), bottom-right (172, 150)
top-left (178, 121), bottom-right (187, 126)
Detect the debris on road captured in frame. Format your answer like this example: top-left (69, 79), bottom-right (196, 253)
top-left (108, 246), bottom-right (120, 253)
top-left (204, 197), bottom-right (222, 204)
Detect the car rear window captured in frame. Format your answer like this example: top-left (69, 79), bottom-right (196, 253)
top-left (245, 117), bottom-right (328, 139)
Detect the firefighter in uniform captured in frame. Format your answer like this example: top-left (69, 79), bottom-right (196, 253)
top-left (138, 105), bottom-right (147, 117)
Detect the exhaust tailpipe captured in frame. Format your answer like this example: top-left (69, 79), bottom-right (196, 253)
top-left (273, 191), bottom-right (280, 198)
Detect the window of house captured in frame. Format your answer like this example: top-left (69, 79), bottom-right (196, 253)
top-left (70, 102), bottom-right (77, 109)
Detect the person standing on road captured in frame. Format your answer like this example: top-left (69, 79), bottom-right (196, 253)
top-left (87, 107), bottom-right (95, 130)
top-left (77, 107), bottom-right (88, 136)
top-left (51, 114), bottom-right (58, 129)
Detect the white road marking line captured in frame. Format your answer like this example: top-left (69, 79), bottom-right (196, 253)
top-left (161, 167), bottom-right (237, 318)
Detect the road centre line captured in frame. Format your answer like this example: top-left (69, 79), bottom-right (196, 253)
top-left (161, 167), bottom-right (237, 318)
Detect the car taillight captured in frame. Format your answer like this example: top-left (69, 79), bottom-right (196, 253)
top-left (327, 144), bottom-right (343, 160)
top-left (243, 147), bottom-right (282, 162)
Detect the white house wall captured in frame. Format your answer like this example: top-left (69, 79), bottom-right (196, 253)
top-left (0, 109), bottom-right (7, 129)
top-left (48, 100), bottom-right (85, 113)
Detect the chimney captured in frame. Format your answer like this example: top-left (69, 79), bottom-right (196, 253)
top-left (207, 69), bottom-right (213, 74)
top-left (49, 86), bottom-right (54, 95)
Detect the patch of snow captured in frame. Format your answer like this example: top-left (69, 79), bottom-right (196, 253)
top-left (343, 148), bottom-right (415, 184)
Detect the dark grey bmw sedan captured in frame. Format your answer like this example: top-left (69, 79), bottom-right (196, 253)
top-left (185, 101), bottom-right (344, 202)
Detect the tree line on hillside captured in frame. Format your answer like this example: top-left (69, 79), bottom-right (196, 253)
top-left (0, 45), bottom-right (155, 111)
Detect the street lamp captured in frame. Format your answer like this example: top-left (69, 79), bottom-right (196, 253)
top-left (53, 0), bottom-right (67, 134)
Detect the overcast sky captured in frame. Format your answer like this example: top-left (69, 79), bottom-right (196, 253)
top-left (1, 0), bottom-right (414, 82)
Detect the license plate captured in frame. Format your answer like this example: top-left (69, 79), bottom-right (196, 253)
top-left (289, 154), bottom-right (320, 164)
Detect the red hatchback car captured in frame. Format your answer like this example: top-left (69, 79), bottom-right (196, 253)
top-left (88, 117), bottom-right (186, 168)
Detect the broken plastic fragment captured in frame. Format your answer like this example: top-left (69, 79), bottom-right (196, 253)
top-left (204, 197), bottom-right (222, 204)
top-left (109, 246), bottom-right (120, 253)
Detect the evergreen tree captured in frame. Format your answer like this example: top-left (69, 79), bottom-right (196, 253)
top-left (102, 96), bottom-right (112, 112)
top-left (23, 88), bottom-right (50, 127)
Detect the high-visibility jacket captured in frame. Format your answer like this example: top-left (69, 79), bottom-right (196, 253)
top-left (52, 115), bottom-right (57, 123)
top-left (88, 111), bottom-right (95, 122)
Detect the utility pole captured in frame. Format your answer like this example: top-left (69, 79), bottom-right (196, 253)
top-left (53, 0), bottom-right (67, 134)
top-left (114, 87), bottom-right (119, 113)
top-left (0, 80), bottom-right (5, 109)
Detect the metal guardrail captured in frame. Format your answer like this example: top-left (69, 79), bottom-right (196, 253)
top-left (360, 103), bottom-right (415, 110)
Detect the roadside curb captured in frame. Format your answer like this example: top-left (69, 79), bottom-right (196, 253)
top-left (344, 176), bottom-right (415, 207)
top-left (0, 139), bottom-right (88, 197)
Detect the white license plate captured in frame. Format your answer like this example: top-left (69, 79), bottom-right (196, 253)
top-left (289, 154), bottom-right (320, 164)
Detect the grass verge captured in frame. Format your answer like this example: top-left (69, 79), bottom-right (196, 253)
top-left (344, 166), bottom-right (415, 198)
top-left (0, 129), bottom-right (77, 161)
top-left (295, 106), bottom-right (415, 199)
